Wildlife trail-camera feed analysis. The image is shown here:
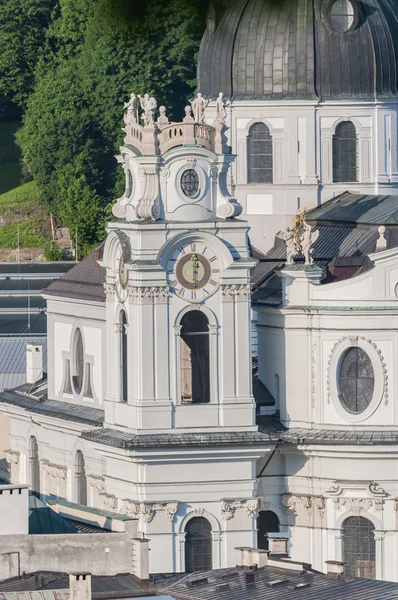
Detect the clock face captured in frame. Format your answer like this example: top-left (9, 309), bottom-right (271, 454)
top-left (167, 243), bottom-right (221, 302)
top-left (116, 251), bottom-right (129, 302)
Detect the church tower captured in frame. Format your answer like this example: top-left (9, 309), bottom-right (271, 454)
top-left (101, 98), bottom-right (257, 434)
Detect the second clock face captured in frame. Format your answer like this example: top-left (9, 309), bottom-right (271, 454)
top-left (167, 243), bottom-right (221, 302)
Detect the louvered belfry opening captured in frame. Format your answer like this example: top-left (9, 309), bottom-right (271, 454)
top-left (333, 121), bottom-right (358, 182)
top-left (342, 516), bottom-right (376, 579)
top-left (248, 123), bottom-right (273, 183)
top-left (185, 517), bottom-right (213, 572)
top-left (180, 311), bottom-right (210, 404)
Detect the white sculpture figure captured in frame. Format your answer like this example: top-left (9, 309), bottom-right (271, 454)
top-left (138, 94), bottom-right (157, 127)
top-left (301, 222), bottom-right (319, 265)
top-left (281, 227), bottom-right (298, 264)
top-left (157, 105), bottom-right (169, 129)
top-left (190, 93), bottom-right (209, 123)
top-left (124, 93), bottom-right (138, 124)
top-left (214, 92), bottom-right (229, 126)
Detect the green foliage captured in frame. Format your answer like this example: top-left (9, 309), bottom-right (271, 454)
top-left (5, 0), bottom-right (206, 255)
top-left (44, 241), bottom-right (63, 261)
top-left (0, 181), bottom-right (51, 248)
top-left (0, 121), bottom-right (22, 193)
top-left (0, 0), bottom-right (57, 117)
top-left (0, 220), bottom-right (48, 248)
top-left (0, 180), bottom-right (39, 211)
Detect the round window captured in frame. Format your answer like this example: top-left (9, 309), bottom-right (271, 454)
top-left (338, 347), bottom-right (374, 413)
top-left (330, 0), bottom-right (355, 32)
top-left (181, 169), bottom-right (199, 198)
top-left (73, 328), bottom-right (85, 395)
top-left (126, 169), bottom-right (133, 197)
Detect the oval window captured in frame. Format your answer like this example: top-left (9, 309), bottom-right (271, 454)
top-left (330, 0), bottom-right (355, 32)
top-left (181, 169), bottom-right (200, 198)
top-left (72, 328), bottom-right (85, 394)
top-left (338, 347), bottom-right (374, 413)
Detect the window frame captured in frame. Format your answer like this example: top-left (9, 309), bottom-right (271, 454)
top-left (332, 120), bottom-right (358, 183)
top-left (329, 337), bottom-right (385, 423)
top-left (247, 122), bottom-right (274, 184)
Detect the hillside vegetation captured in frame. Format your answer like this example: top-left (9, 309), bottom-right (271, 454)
top-left (0, 182), bottom-right (50, 249)
top-left (0, 0), bottom-right (208, 258)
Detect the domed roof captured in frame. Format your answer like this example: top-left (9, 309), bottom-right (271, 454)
top-left (197, 0), bottom-right (398, 101)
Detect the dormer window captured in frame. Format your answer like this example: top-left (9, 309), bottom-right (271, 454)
top-left (330, 0), bottom-right (356, 33)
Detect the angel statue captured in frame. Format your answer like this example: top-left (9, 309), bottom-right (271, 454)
top-left (214, 92), bottom-right (229, 126)
top-left (124, 93), bottom-right (138, 124)
top-left (190, 93), bottom-right (209, 123)
top-left (280, 227), bottom-right (298, 264)
top-left (301, 222), bottom-right (319, 265)
top-left (138, 94), bottom-right (157, 127)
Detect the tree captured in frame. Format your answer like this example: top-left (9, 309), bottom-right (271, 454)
top-left (0, 0), bottom-right (57, 118)
top-left (16, 0), bottom-right (206, 253)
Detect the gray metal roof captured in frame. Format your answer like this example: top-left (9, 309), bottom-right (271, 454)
top-left (198, 0), bottom-right (398, 101)
top-left (0, 338), bottom-right (47, 372)
top-left (44, 247), bottom-right (106, 303)
top-left (81, 427), bottom-right (280, 449)
top-left (0, 387), bottom-right (104, 426)
top-left (159, 565), bottom-right (398, 600)
top-left (0, 573), bottom-right (153, 598)
top-left (306, 192), bottom-right (398, 225)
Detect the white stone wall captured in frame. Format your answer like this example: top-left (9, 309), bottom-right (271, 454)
top-left (0, 484), bottom-right (29, 535)
top-left (205, 99), bottom-right (398, 252)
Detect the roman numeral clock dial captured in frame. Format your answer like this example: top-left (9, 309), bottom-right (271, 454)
top-left (167, 243), bottom-right (221, 302)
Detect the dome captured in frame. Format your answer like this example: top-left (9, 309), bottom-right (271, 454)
top-left (197, 0), bottom-right (398, 101)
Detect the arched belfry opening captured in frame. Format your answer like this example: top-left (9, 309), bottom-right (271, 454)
top-left (185, 517), bottom-right (212, 572)
top-left (257, 510), bottom-right (280, 550)
top-left (180, 311), bottom-right (210, 404)
top-left (29, 436), bottom-right (40, 497)
top-left (75, 450), bottom-right (87, 506)
top-left (120, 310), bottom-right (128, 402)
top-left (342, 516), bottom-right (376, 579)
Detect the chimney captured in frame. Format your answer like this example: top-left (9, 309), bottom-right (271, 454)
top-left (69, 573), bottom-right (92, 600)
top-left (26, 343), bottom-right (43, 384)
top-left (325, 560), bottom-right (345, 579)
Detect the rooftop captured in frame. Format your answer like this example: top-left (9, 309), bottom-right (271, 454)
top-left (156, 565), bottom-right (398, 600)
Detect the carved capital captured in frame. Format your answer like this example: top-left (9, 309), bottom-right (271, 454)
top-left (100, 493), bottom-right (118, 512)
top-left (128, 286), bottom-right (170, 304)
top-left (104, 283), bottom-right (116, 299)
top-left (121, 500), bottom-right (178, 523)
top-left (42, 462), bottom-right (67, 484)
top-left (5, 449), bottom-right (20, 467)
top-left (87, 475), bottom-right (105, 495)
top-left (221, 498), bottom-right (261, 520)
top-left (282, 493), bottom-right (326, 518)
top-left (221, 284), bottom-right (251, 301)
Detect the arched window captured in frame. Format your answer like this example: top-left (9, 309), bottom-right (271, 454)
top-left (75, 450), bottom-right (87, 506)
top-left (29, 436), bottom-right (40, 497)
top-left (333, 121), bottom-right (358, 182)
top-left (185, 517), bottom-right (212, 572)
top-left (342, 516), bottom-right (375, 579)
top-left (72, 328), bottom-right (85, 395)
top-left (248, 122), bottom-right (273, 183)
top-left (257, 510), bottom-right (280, 550)
top-left (180, 311), bottom-right (210, 404)
top-left (120, 311), bottom-right (128, 402)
